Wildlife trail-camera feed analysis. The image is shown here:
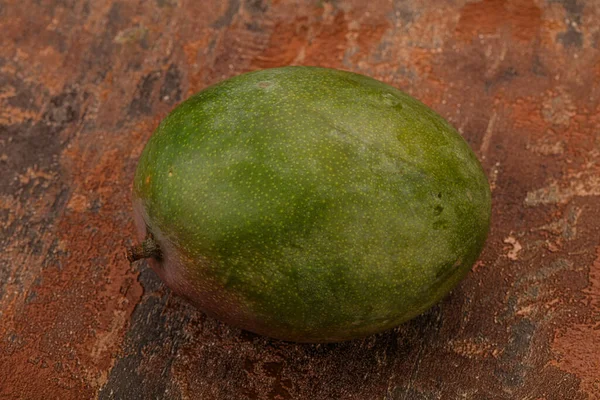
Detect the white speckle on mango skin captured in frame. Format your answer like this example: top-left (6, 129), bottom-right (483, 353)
top-left (132, 66), bottom-right (491, 342)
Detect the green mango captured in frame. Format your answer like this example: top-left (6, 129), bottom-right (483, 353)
top-left (128, 66), bottom-right (491, 342)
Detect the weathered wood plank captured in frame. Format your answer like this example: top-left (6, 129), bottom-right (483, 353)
top-left (1, 0), bottom-right (599, 399)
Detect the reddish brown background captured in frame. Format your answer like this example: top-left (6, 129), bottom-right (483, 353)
top-left (1, 0), bottom-right (599, 399)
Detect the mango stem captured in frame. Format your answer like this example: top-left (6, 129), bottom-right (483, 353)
top-left (126, 234), bottom-right (162, 263)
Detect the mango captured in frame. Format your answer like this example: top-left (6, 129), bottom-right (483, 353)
top-left (127, 66), bottom-right (491, 342)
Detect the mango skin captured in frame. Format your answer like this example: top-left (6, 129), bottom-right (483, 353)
top-left (132, 66), bottom-right (491, 342)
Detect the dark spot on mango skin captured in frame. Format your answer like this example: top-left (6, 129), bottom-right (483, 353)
top-left (433, 219), bottom-right (449, 230)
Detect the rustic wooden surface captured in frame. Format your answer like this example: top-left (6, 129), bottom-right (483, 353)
top-left (1, 0), bottom-right (600, 399)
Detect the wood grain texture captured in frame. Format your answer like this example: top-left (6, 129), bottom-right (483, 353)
top-left (1, 0), bottom-right (599, 399)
